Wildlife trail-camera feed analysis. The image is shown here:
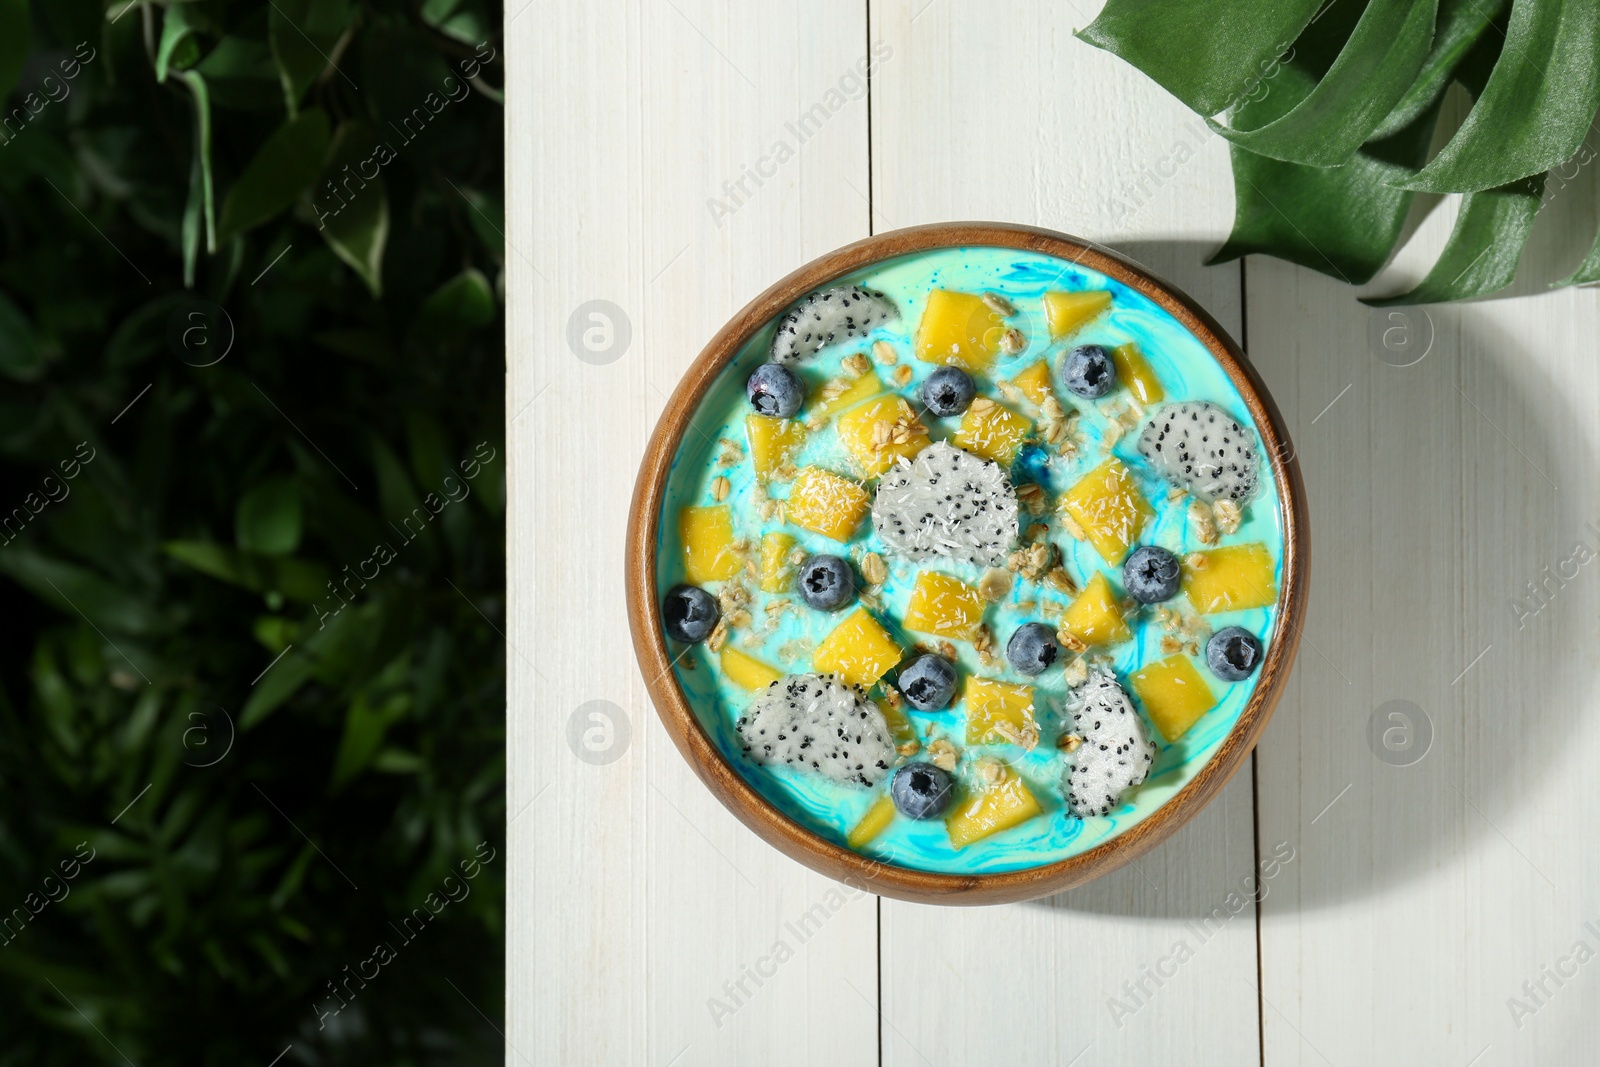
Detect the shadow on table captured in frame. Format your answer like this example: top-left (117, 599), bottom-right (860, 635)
top-left (1027, 237), bottom-right (1595, 919)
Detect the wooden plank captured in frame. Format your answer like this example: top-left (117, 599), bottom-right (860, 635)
top-left (506, 2), bottom-right (880, 1064)
top-left (869, 2), bottom-right (1264, 1062)
top-left (1251, 143), bottom-right (1600, 1064)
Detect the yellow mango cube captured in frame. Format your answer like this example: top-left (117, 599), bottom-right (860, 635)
top-left (963, 677), bottom-right (1037, 745)
top-left (1131, 654), bottom-right (1216, 742)
top-left (812, 607), bottom-right (902, 688)
top-left (745, 414), bottom-right (807, 478)
top-left (1112, 343), bottom-right (1164, 405)
top-left (784, 467), bottom-right (870, 541)
top-left (678, 505), bottom-right (740, 583)
top-left (915, 290), bottom-right (1006, 372)
top-left (1061, 458), bottom-right (1153, 564)
top-left (903, 571), bottom-right (986, 641)
top-left (719, 647), bottom-right (784, 691)
top-left (808, 370), bottom-right (884, 421)
top-left (1058, 571), bottom-right (1132, 647)
top-left (951, 400), bottom-right (1033, 466)
top-left (758, 532), bottom-right (796, 593)
top-left (837, 394), bottom-right (930, 477)
top-left (1044, 289), bottom-right (1112, 340)
top-left (1183, 543), bottom-right (1278, 614)
top-left (847, 794), bottom-right (897, 849)
top-left (946, 767), bottom-right (1043, 849)
top-left (1008, 360), bottom-right (1057, 408)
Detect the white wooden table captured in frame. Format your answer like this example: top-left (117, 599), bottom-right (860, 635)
top-left (507, 3), bottom-right (1600, 1063)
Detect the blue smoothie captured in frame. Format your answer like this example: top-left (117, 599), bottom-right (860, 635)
top-left (657, 246), bottom-right (1283, 875)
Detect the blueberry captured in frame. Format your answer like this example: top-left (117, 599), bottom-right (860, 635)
top-left (746, 362), bottom-right (806, 418)
top-left (897, 654), bottom-right (957, 711)
top-left (890, 762), bottom-right (954, 820)
top-left (1063, 344), bottom-right (1117, 399)
top-left (1123, 545), bottom-right (1181, 604)
top-left (1206, 626), bottom-right (1264, 682)
top-left (663, 584), bottom-right (719, 642)
top-left (798, 554), bottom-right (856, 610)
top-left (1005, 622), bottom-right (1059, 675)
top-left (920, 366), bottom-right (976, 417)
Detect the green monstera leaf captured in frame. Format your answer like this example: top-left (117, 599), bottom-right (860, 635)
top-left (1081, 0), bottom-right (1600, 304)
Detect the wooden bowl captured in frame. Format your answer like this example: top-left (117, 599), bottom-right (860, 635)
top-left (626, 222), bottom-right (1308, 905)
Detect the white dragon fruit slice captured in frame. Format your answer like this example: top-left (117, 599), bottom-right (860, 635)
top-left (735, 673), bottom-right (895, 787)
top-left (871, 442), bottom-right (1019, 569)
top-left (770, 285), bottom-right (898, 364)
top-left (1136, 400), bottom-right (1260, 503)
top-left (1063, 670), bottom-right (1155, 818)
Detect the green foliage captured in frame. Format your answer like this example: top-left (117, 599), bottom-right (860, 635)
top-left (1210, 0), bottom-right (1438, 167)
top-left (0, 1), bottom-right (30, 100)
top-left (217, 107), bottom-right (330, 242)
top-left (1078, 0), bottom-right (1325, 115)
top-left (1404, 0), bottom-right (1600, 194)
top-left (1367, 174), bottom-right (1545, 305)
top-left (0, 1), bottom-right (504, 1063)
top-left (1082, 0), bottom-right (1600, 302)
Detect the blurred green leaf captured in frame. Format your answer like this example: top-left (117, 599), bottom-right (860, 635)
top-left (455, 185), bottom-right (504, 256)
top-left (154, 4), bottom-right (206, 83)
top-left (0, 550), bottom-right (161, 635)
top-left (315, 121), bottom-right (388, 296)
top-left (371, 437), bottom-right (418, 520)
top-left (164, 539), bottom-right (268, 588)
top-left (422, 0), bottom-right (492, 46)
top-left (372, 747), bottom-right (424, 773)
top-left (0, 0), bottom-right (29, 100)
top-left (311, 327), bottom-right (390, 361)
top-left (331, 691), bottom-right (408, 788)
top-left (0, 289), bottom-right (44, 380)
top-left (236, 479), bottom-right (302, 555)
top-left (181, 140), bottom-right (204, 286)
top-left (194, 28), bottom-right (281, 112)
top-left (165, 540), bottom-right (327, 601)
top-left (362, 25), bottom-right (459, 151)
top-left (216, 107), bottom-right (329, 242)
top-left (370, 436), bottom-right (438, 563)
top-left (272, 556), bottom-right (327, 601)
top-left (405, 409), bottom-right (452, 491)
top-left (175, 69), bottom-right (215, 258)
top-left (251, 614), bottom-right (296, 651)
top-left (416, 268), bottom-right (495, 339)
top-left (266, 0), bottom-right (353, 115)
top-left (105, 295), bottom-right (181, 368)
top-left (238, 650), bottom-right (313, 729)
top-left (470, 441), bottom-right (503, 516)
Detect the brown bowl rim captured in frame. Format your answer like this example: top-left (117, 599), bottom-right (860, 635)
top-left (625, 222), bottom-right (1309, 906)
